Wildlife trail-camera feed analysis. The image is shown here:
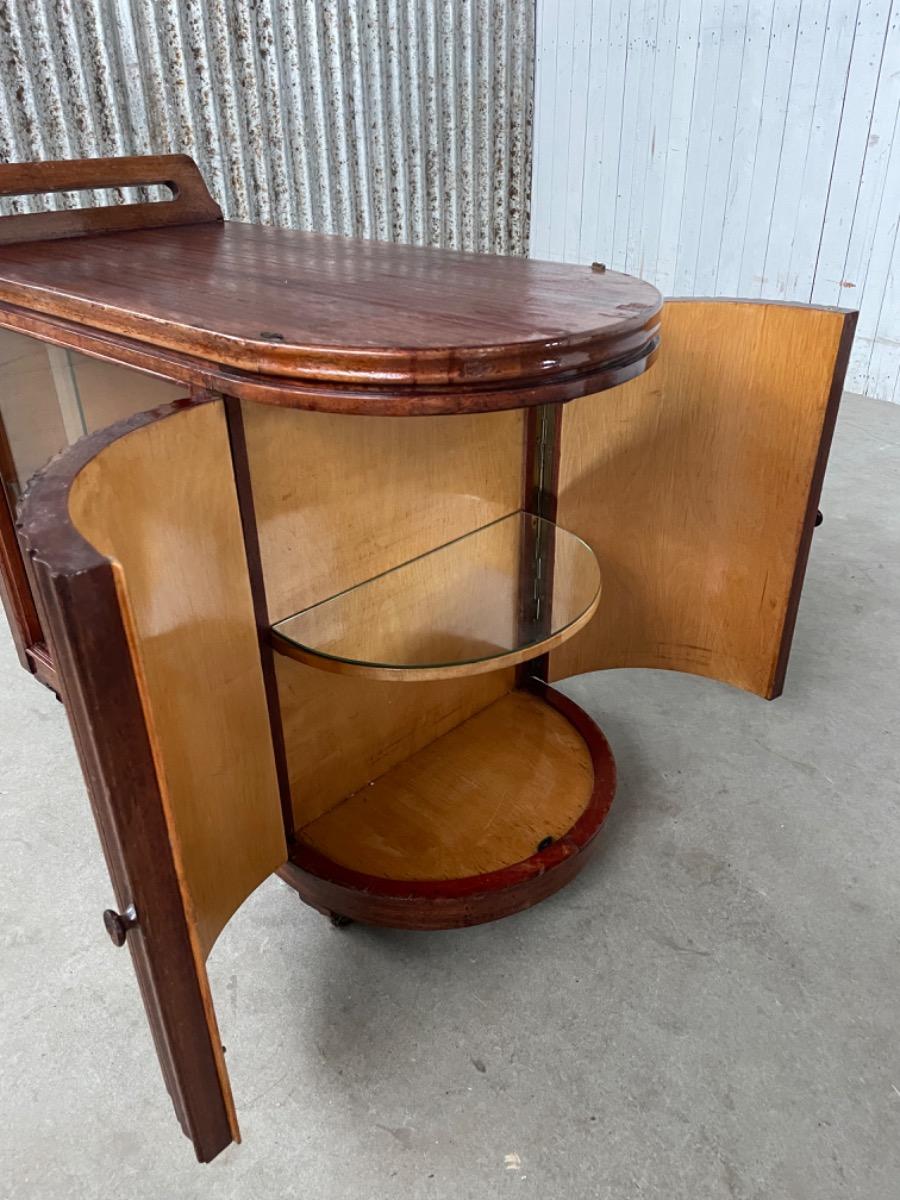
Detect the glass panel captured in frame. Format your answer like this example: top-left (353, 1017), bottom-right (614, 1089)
top-left (0, 328), bottom-right (184, 495)
top-left (272, 511), bottom-right (601, 674)
top-left (68, 348), bottom-right (185, 433)
top-left (0, 328), bottom-right (69, 492)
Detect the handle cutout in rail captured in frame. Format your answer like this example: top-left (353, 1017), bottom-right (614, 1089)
top-left (0, 154), bottom-right (222, 245)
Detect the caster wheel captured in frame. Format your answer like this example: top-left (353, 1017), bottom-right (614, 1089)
top-left (328, 912), bottom-right (354, 929)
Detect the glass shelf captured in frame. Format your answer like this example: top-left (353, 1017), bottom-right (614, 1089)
top-left (271, 511), bottom-right (601, 681)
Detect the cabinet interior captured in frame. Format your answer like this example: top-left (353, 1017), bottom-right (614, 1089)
top-left (242, 401), bottom-right (533, 839)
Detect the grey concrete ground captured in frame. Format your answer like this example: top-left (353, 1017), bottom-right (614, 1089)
top-left (1, 393), bottom-right (898, 1200)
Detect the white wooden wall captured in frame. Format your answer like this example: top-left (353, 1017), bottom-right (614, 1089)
top-left (531, 0), bottom-right (900, 402)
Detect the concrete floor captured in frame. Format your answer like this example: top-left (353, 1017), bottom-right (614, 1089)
top-left (1, 392), bottom-right (898, 1200)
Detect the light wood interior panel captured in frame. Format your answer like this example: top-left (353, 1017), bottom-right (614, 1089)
top-left (298, 690), bottom-right (594, 879)
top-left (276, 654), bottom-right (514, 824)
top-left (550, 301), bottom-right (853, 697)
top-left (68, 402), bottom-right (286, 957)
top-left (243, 403), bottom-right (526, 621)
top-left (243, 402), bottom-right (526, 826)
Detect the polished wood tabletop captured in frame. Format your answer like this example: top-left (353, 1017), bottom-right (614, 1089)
top-left (0, 221), bottom-right (661, 398)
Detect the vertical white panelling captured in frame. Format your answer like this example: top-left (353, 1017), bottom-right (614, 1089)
top-left (759, 0), bottom-right (830, 298)
top-left (735, 0), bottom-right (802, 297)
top-left (673, 0), bottom-right (726, 295)
top-left (837, 3), bottom-right (900, 393)
top-left (810, 1), bottom-right (887, 305)
top-left (854, 90), bottom-right (900, 397)
top-left (561, 0), bottom-right (593, 261)
top-left (612, 1), bottom-right (648, 273)
top-left (631, 0), bottom-right (679, 280)
top-left (715, 0), bottom-right (776, 294)
top-left (651, 1), bottom-right (702, 295)
top-left (576, 3), bottom-right (606, 261)
top-left (533, 0), bottom-right (900, 402)
top-left (547, 2), bottom-right (575, 259)
top-left (0, 0), bottom-right (534, 254)
top-left (596, 5), bottom-right (631, 267)
top-left (784, 3), bottom-right (858, 299)
top-left (693, 0), bottom-right (748, 294)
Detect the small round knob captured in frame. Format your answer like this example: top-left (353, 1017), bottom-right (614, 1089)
top-left (103, 904), bottom-right (138, 947)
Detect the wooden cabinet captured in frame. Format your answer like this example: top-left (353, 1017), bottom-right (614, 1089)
top-left (2, 156), bottom-right (855, 1162)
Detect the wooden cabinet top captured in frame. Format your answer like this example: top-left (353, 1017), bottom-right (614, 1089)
top-left (0, 155), bottom-right (661, 416)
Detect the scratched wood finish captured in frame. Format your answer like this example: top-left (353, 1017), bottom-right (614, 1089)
top-left (0, 154), bottom-right (222, 244)
top-left (17, 399), bottom-right (273, 1162)
top-left (0, 289), bottom-right (659, 418)
top-left (66, 400), bottom-right (286, 957)
top-left (0, 298), bottom-right (210, 392)
top-left (549, 300), bottom-right (856, 698)
top-left (0, 166), bottom-right (662, 413)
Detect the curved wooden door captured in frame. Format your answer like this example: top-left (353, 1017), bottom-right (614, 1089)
top-left (548, 300), bottom-right (857, 698)
top-left (19, 397), bottom-right (286, 1161)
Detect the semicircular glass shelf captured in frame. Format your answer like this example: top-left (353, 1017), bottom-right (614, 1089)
top-left (271, 511), bottom-right (601, 681)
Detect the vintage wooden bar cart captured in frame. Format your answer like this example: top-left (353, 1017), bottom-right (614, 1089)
top-left (1, 156), bottom-right (855, 1162)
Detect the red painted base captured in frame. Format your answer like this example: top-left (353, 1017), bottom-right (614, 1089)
top-left (278, 682), bottom-right (616, 931)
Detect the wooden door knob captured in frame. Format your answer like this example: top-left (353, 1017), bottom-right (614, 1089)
top-left (103, 904), bottom-right (138, 947)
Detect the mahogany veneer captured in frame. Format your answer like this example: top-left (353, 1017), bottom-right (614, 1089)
top-left (0, 157), bottom-right (661, 416)
top-left (5, 155), bottom-right (856, 1166)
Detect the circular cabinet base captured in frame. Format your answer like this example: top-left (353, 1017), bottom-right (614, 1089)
top-left (278, 681), bottom-right (616, 931)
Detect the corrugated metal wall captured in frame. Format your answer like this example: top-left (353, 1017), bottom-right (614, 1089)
top-left (0, 0), bottom-right (533, 254)
top-left (6, 1), bottom-right (897, 399)
top-left (531, 0), bottom-right (900, 403)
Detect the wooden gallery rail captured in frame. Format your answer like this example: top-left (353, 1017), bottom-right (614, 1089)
top-left (0, 155), bottom-right (856, 1162)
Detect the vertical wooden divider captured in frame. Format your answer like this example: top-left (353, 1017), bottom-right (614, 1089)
top-left (222, 394), bottom-right (295, 840)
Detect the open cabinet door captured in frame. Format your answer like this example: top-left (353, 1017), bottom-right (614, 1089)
top-left (549, 300), bottom-right (857, 697)
top-left (19, 398), bottom-right (287, 1161)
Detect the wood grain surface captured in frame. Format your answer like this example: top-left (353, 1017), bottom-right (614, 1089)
top-left (0, 154), bottom-right (221, 244)
top-left (549, 300), bottom-right (856, 698)
top-left (17, 399), bottom-right (262, 1161)
top-left (279, 680), bottom-right (617, 929)
top-left (243, 401), bottom-right (527, 828)
top-left (67, 401), bottom-right (286, 956)
top-left (276, 657), bottom-right (516, 827)
top-left (296, 689), bottom-right (595, 879)
top-left (0, 200), bottom-right (661, 411)
top-left (0, 417), bottom-right (40, 670)
top-left (243, 403), bottom-right (526, 621)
